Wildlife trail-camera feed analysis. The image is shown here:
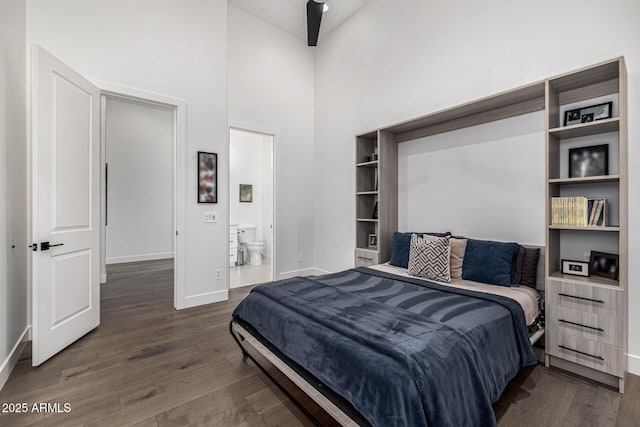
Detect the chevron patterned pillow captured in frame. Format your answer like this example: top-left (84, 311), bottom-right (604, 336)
top-left (408, 233), bottom-right (451, 283)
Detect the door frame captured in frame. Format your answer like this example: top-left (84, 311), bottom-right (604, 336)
top-left (228, 121), bottom-right (278, 283)
top-left (93, 80), bottom-right (187, 309)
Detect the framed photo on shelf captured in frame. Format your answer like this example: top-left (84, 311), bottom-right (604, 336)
top-left (368, 234), bottom-right (378, 249)
top-left (239, 184), bottom-right (253, 202)
top-left (198, 151), bottom-right (217, 203)
top-left (568, 144), bottom-right (608, 178)
top-left (589, 251), bottom-right (619, 281)
top-left (564, 101), bottom-right (613, 126)
top-left (561, 259), bottom-right (590, 277)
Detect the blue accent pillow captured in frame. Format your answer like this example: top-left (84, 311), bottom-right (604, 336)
top-left (389, 232), bottom-right (412, 268)
top-left (389, 231), bottom-right (450, 268)
top-left (462, 239), bottom-right (517, 286)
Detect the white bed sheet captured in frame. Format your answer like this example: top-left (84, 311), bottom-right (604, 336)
top-left (368, 263), bottom-right (540, 325)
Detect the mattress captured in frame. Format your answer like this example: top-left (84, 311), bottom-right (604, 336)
top-left (368, 262), bottom-right (540, 325)
top-left (232, 266), bottom-right (537, 427)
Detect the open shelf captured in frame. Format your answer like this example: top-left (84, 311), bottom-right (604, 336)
top-left (356, 160), bottom-right (378, 167)
top-left (549, 117), bottom-right (619, 140)
top-left (548, 271), bottom-right (620, 288)
top-left (549, 175), bottom-right (619, 185)
top-left (548, 225), bottom-right (619, 232)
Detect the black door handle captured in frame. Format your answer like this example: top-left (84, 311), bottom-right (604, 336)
top-left (41, 241), bottom-right (64, 251)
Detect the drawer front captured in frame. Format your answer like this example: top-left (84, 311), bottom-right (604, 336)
top-left (547, 305), bottom-right (623, 347)
top-left (548, 332), bottom-right (624, 377)
top-left (229, 251), bottom-right (237, 265)
top-left (354, 249), bottom-right (379, 267)
top-left (229, 232), bottom-right (238, 246)
top-left (546, 279), bottom-right (622, 317)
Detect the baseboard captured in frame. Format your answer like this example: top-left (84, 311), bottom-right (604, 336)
top-left (628, 353), bottom-right (640, 376)
top-left (106, 252), bottom-right (174, 265)
top-left (182, 289), bottom-right (229, 309)
top-left (100, 273), bottom-right (107, 284)
top-left (548, 355), bottom-right (618, 388)
top-left (278, 267), bottom-right (332, 279)
top-left (0, 326), bottom-right (30, 392)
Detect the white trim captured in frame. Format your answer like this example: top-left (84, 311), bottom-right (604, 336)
top-left (92, 79), bottom-right (187, 310)
top-left (100, 274), bottom-right (107, 284)
top-left (278, 267), bottom-right (331, 280)
top-left (228, 121), bottom-right (279, 288)
top-left (628, 353), bottom-right (640, 375)
top-left (106, 252), bottom-right (175, 265)
top-left (0, 327), bottom-right (30, 391)
top-left (183, 290), bottom-right (229, 308)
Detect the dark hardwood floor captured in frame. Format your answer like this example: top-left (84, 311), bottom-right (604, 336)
top-left (1, 259), bottom-right (638, 426)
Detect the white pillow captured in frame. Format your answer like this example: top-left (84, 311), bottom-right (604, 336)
top-left (409, 234), bottom-right (451, 283)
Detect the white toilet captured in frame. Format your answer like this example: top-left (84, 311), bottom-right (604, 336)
top-left (238, 225), bottom-right (265, 266)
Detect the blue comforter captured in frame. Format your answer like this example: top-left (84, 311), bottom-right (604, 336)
top-left (232, 267), bottom-right (536, 427)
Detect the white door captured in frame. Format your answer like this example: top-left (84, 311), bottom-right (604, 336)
top-left (32, 46), bottom-right (100, 366)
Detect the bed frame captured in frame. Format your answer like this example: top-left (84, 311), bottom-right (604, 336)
top-left (230, 246), bottom-right (546, 426)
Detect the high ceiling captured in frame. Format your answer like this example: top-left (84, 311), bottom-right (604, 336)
top-left (229, 0), bottom-right (370, 42)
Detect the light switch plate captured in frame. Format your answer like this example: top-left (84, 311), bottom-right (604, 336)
top-left (203, 212), bottom-right (217, 223)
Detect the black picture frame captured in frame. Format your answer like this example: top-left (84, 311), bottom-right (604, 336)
top-left (564, 101), bottom-right (612, 127)
top-left (239, 184), bottom-right (253, 203)
top-left (561, 259), bottom-right (590, 277)
top-left (589, 251), bottom-right (619, 281)
top-left (368, 234), bottom-right (378, 248)
top-left (372, 201), bottom-right (378, 219)
top-left (568, 144), bottom-right (608, 178)
top-left (197, 151), bottom-right (217, 203)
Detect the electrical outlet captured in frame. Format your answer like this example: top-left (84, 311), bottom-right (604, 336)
top-left (298, 253), bottom-right (304, 263)
top-left (216, 268), bottom-right (222, 280)
top-left (203, 212), bottom-right (217, 223)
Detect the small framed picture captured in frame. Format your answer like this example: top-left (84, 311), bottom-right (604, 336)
top-left (561, 259), bottom-right (590, 277)
top-left (372, 201), bottom-right (378, 219)
top-left (589, 251), bottom-right (619, 281)
top-left (239, 184), bottom-right (253, 202)
top-left (368, 234), bottom-right (378, 248)
top-left (198, 152), bottom-right (217, 203)
top-left (564, 101), bottom-right (612, 127)
top-left (568, 144), bottom-right (608, 178)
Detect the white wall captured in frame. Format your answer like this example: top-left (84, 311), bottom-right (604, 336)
top-left (105, 97), bottom-right (174, 265)
top-left (27, 0), bottom-right (229, 308)
top-left (229, 129), bottom-right (266, 254)
top-left (228, 6), bottom-right (315, 276)
top-left (399, 112), bottom-right (545, 244)
top-left (313, 0), bottom-right (640, 373)
top-left (0, 0), bottom-right (29, 389)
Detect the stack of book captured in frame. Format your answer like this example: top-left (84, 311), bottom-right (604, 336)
top-left (550, 197), bottom-right (606, 226)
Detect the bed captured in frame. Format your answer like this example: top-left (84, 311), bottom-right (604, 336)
top-left (230, 252), bottom-right (544, 427)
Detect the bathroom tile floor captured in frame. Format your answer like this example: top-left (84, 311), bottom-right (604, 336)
top-left (230, 261), bottom-right (273, 288)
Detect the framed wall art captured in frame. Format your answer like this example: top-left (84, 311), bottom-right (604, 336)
top-left (568, 144), bottom-right (608, 178)
top-left (589, 251), bottom-right (619, 281)
top-left (239, 184), bottom-right (253, 203)
top-left (561, 259), bottom-right (590, 277)
top-left (198, 151), bottom-right (217, 203)
top-left (564, 101), bottom-right (612, 126)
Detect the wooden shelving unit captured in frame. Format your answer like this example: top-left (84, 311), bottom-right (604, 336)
top-left (544, 57), bottom-right (627, 392)
top-left (354, 56), bottom-right (627, 392)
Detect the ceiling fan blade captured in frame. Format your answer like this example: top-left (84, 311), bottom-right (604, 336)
top-left (307, 0), bottom-right (323, 46)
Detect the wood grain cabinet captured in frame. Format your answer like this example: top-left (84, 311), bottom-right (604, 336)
top-left (544, 58), bottom-right (628, 393)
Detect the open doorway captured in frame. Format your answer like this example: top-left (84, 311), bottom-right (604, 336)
top-left (229, 127), bottom-right (275, 288)
top-left (101, 94), bottom-right (176, 303)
